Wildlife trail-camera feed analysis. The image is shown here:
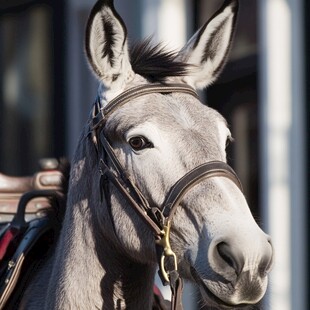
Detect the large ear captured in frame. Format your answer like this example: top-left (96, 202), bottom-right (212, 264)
top-left (178, 0), bottom-right (238, 89)
top-left (85, 0), bottom-right (134, 90)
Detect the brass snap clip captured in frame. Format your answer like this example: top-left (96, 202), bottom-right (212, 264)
top-left (156, 220), bottom-right (178, 284)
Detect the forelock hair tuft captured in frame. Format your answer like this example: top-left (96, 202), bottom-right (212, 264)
top-left (129, 38), bottom-right (190, 83)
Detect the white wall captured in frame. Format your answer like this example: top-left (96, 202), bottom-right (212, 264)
top-left (141, 0), bottom-right (192, 50)
top-left (259, 0), bottom-right (307, 309)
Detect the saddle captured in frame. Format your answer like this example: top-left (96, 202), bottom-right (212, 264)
top-left (0, 159), bottom-right (68, 309)
top-left (0, 159), bottom-right (169, 309)
top-left (0, 158), bottom-right (66, 225)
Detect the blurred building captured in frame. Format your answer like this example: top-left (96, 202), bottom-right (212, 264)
top-left (0, 0), bottom-right (308, 309)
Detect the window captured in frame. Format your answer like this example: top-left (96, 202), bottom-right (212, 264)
top-left (0, 1), bottom-right (65, 175)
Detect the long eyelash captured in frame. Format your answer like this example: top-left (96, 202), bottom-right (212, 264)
top-left (228, 135), bottom-right (234, 142)
top-left (146, 141), bottom-right (154, 148)
top-left (226, 135), bottom-right (234, 147)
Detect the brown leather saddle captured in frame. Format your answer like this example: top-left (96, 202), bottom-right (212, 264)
top-left (0, 159), bottom-right (66, 224)
top-left (0, 159), bottom-right (68, 309)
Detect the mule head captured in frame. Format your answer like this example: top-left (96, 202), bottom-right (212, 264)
top-left (85, 0), bottom-right (273, 308)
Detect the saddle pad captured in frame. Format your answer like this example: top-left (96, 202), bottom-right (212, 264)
top-left (0, 226), bottom-right (22, 262)
top-left (0, 215), bottom-right (55, 309)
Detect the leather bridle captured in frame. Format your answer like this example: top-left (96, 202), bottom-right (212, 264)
top-left (89, 83), bottom-right (242, 309)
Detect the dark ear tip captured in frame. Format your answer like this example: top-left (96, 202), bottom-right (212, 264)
top-left (95, 0), bottom-right (114, 5)
top-left (223, 0), bottom-right (239, 12)
top-left (92, 0), bottom-right (115, 13)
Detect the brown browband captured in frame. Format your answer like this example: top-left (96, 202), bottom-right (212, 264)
top-left (91, 83), bottom-right (199, 130)
top-left (90, 83), bottom-right (243, 310)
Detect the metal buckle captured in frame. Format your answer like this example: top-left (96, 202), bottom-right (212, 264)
top-left (155, 220), bottom-right (178, 284)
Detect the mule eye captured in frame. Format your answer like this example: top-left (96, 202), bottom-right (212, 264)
top-left (129, 136), bottom-right (153, 151)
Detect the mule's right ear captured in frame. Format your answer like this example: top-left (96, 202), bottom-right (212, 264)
top-left (177, 0), bottom-right (238, 89)
top-left (85, 0), bottom-right (134, 90)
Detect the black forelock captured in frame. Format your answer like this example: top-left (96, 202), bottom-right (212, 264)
top-left (129, 38), bottom-right (190, 83)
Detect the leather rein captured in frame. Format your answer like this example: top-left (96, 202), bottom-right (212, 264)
top-left (89, 83), bottom-right (242, 309)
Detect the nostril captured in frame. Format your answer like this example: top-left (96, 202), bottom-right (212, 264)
top-left (217, 243), bottom-right (234, 268)
top-left (217, 242), bottom-right (245, 276)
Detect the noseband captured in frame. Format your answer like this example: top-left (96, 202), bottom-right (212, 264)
top-left (89, 83), bottom-right (242, 309)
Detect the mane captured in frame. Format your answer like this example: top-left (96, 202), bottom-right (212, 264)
top-left (129, 39), bottom-right (190, 83)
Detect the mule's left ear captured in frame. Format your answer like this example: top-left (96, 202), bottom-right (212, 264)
top-left (85, 0), bottom-right (134, 90)
top-left (178, 0), bottom-right (238, 89)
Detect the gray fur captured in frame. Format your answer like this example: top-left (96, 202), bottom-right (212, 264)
top-left (19, 0), bottom-right (273, 309)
